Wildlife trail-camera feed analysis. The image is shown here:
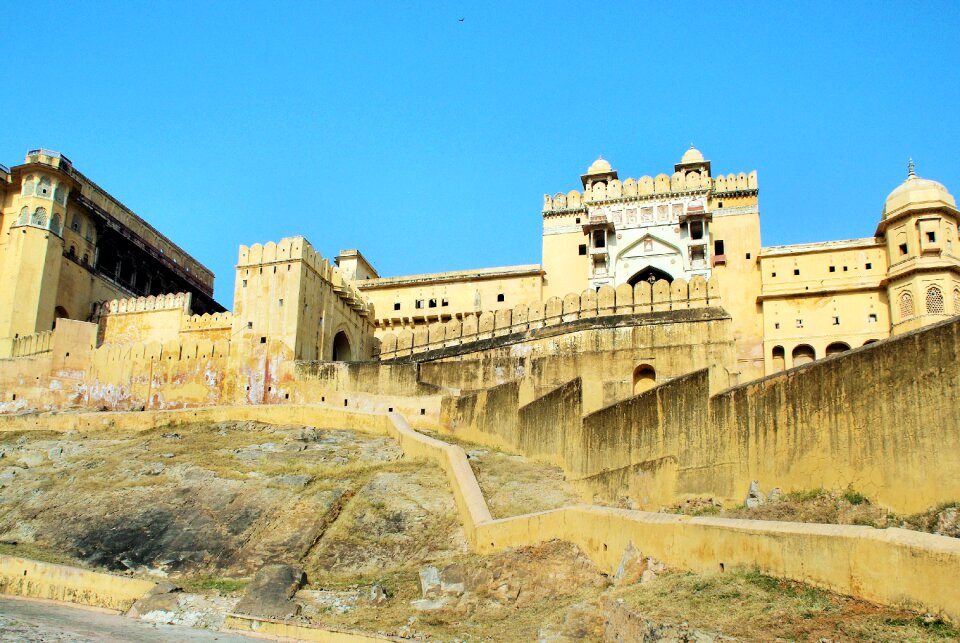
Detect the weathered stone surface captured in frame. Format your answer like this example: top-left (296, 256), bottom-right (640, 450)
top-left (234, 564), bottom-right (306, 619)
top-left (745, 480), bottom-right (764, 509)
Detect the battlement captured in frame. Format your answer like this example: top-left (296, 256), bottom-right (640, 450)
top-left (543, 170), bottom-right (758, 212)
top-left (238, 237), bottom-right (370, 316)
top-left (377, 276), bottom-right (721, 359)
top-left (181, 312), bottom-right (233, 332)
top-left (10, 331), bottom-right (53, 358)
top-left (101, 292), bottom-right (192, 315)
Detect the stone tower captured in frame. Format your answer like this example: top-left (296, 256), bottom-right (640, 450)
top-left (878, 160), bottom-right (960, 335)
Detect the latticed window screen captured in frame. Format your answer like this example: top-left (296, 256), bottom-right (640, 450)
top-left (926, 286), bottom-right (945, 315)
top-left (17, 207), bottom-right (29, 225)
top-left (30, 207), bottom-right (47, 227)
top-left (954, 289), bottom-right (960, 314)
top-left (899, 291), bottom-right (914, 319)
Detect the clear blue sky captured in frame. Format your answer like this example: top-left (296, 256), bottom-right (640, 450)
top-left (3, 2), bottom-right (959, 304)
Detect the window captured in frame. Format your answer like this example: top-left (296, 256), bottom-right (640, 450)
top-left (718, 201), bottom-right (723, 208)
top-left (428, 298), bottom-right (437, 308)
top-left (415, 299), bottom-right (425, 309)
top-left (771, 272), bottom-right (777, 277)
top-left (441, 298), bottom-right (449, 307)
top-left (745, 252), bottom-right (751, 260)
top-left (31, 207), bottom-right (47, 227)
top-left (899, 243), bottom-right (908, 255)
top-left (593, 230), bottom-right (605, 248)
top-left (22, 176), bottom-right (35, 196)
top-left (247, 321), bottom-right (253, 328)
top-left (497, 293), bottom-right (505, 302)
top-left (17, 207), bottom-right (29, 225)
top-left (242, 279), bottom-right (247, 287)
top-left (926, 286), bottom-right (945, 314)
top-left (260, 336), bottom-right (267, 344)
top-left (829, 266), bottom-right (836, 273)
top-left (393, 302), bottom-right (401, 311)
top-left (927, 231), bottom-right (937, 243)
top-left (774, 322), bottom-right (780, 329)
top-left (899, 291), bottom-right (914, 319)
top-left (954, 288), bottom-right (960, 313)
top-left (868, 313), bottom-right (877, 323)
top-left (795, 319), bottom-right (804, 328)
top-left (37, 177), bottom-right (51, 198)
top-left (278, 298), bottom-right (283, 307)
top-left (713, 239), bottom-right (724, 255)
top-left (832, 316), bottom-right (840, 325)
top-left (793, 268), bottom-right (800, 276)
top-left (843, 266), bottom-right (848, 272)
top-left (690, 221), bottom-right (704, 240)
top-left (85, 225), bottom-right (94, 242)
top-left (70, 214), bottom-right (80, 232)
top-left (578, 244), bottom-right (587, 256)
top-left (865, 262), bottom-right (872, 270)
top-left (49, 213), bottom-right (62, 235)
top-left (575, 217), bottom-right (581, 224)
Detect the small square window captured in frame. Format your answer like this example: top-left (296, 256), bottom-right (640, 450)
top-left (415, 299), bottom-right (424, 309)
top-left (865, 262), bottom-right (872, 270)
top-left (575, 217), bottom-right (581, 224)
top-left (393, 302), bottom-right (401, 311)
top-left (247, 321), bottom-right (253, 329)
top-left (829, 266), bottom-right (836, 273)
top-left (843, 266), bottom-right (848, 272)
top-left (774, 322), bottom-right (780, 329)
top-left (441, 298), bottom-right (449, 307)
top-left (278, 298), bottom-right (283, 306)
top-left (899, 243), bottom-right (908, 255)
top-left (497, 294), bottom-right (505, 302)
top-left (832, 316), bottom-right (840, 325)
top-left (771, 272), bottom-right (777, 277)
top-left (578, 244), bottom-right (587, 256)
top-left (428, 298), bottom-right (437, 308)
top-left (242, 279), bottom-right (248, 287)
top-left (927, 231), bottom-right (937, 242)
top-left (713, 239), bottom-right (724, 255)
top-left (793, 269), bottom-right (800, 276)
top-left (796, 319), bottom-right (804, 328)
top-left (868, 313), bottom-right (878, 323)
top-left (745, 252), bottom-right (751, 260)
top-left (260, 336), bottom-right (266, 344)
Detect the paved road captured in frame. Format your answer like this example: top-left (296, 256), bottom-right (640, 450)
top-left (0, 596), bottom-right (256, 642)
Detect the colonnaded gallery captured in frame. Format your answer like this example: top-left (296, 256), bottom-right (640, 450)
top-left (1, 146), bottom-right (957, 383)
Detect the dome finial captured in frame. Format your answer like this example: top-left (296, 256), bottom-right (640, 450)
top-left (908, 158), bottom-right (916, 178)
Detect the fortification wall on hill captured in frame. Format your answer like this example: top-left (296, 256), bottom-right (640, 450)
top-left (443, 315), bottom-right (960, 514)
top-left (376, 276), bottom-right (720, 361)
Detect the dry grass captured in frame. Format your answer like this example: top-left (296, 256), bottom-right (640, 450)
top-left (613, 568), bottom-right (960, 641)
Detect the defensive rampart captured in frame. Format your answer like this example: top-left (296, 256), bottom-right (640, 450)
top-left (2, 404), bottom-right (959, 623)
top-left (443, 314), bottom-right (960, 514)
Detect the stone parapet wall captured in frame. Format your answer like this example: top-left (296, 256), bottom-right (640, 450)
top-left (378, 276), bottom-right (721, 360)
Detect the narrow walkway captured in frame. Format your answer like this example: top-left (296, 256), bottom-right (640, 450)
top-left (0, 596), bottom-right (256, 642)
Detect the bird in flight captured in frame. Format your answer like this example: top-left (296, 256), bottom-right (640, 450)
top-left (458, 17), bottom-right (464, 22)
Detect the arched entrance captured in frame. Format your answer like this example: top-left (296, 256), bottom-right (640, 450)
top-left (792, 344), bottom-right (815, 366)
top-left (53, 306), bottom-right (69, 329)
top-left (825, 341), bottom-right (850, 356)
top-left (632, 364), bottom-right (656, 394)
top-left (331, 331), bottom-right (352, 362)
top-left (627, 266), bottom-right (673, 287)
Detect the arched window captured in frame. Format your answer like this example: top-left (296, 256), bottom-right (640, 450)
top-left (825, 342), bottom-right (850, 356)
top-left (31, 207), bottom-right (47, 227)
top-left (17, 207), bottom-right (29, 225)
top-left (22, 176), bottom-right (35, 196)
top-left (70, 213), bottom-right (81, 232)
top-left (792, 344), bottom-right (816, 366)
top-left (926, 286), bottom-right (945, 315)
top-left (85, 224), bottom-right (95, 243)
top-left (771, 345), bottom-right (785, 372)
top-left (632, 364), bottom-right (657, 394)
top-left (53, 184), bottom-right (66, 205)
top-left (68, 245), bottom-right (76, 257)
top-left (899, 291), bottom-right (914, 320)
top-left (49, 213), bottom-right (62, 235)
top-left (954, 288), bottom-right (960, 314)
top-left (37, 177), bottom-right (51, 198)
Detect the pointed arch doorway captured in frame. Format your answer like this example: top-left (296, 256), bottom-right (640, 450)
top-left (627, 266), bottom-right (674, 287)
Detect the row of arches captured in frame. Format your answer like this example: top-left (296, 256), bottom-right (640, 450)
top-left (15, 207), bottom-right (62, 235)
top-left (22, 175), bottom-right (68, 205)
top-left (770, 339), bottom-right (878, 371)
top-left (898, 286), bottom-right (957, 320)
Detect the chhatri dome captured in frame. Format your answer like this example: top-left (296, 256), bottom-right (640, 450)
top-left (586, 156), bottom-right (613, 175)
top-left (883, 159), bottom-right (956, 219)
top-left (681, 144), bottom-right (704, 164)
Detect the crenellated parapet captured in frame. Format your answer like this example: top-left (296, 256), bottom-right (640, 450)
top-left (376, 276), bottom-right (722, 359)
top-left (238, 237), bottom-right (369, 316)
top-left (100, 292), bottom-right (192, 315)
top-left (543, 167), bottom-right (757, 213)
top-left (181, 311), bottom-right (233, 332)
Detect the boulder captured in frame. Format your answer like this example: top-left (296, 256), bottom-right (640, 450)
top-left (419, 566), bottom-right (441, 598)
top-left (234, 564), bottom-right (306, 619)
top-left (745, 480), bottom-right (764, 509)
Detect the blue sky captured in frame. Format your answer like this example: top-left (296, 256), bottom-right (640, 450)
top-left (3, 1), bottom-right (959, 304)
